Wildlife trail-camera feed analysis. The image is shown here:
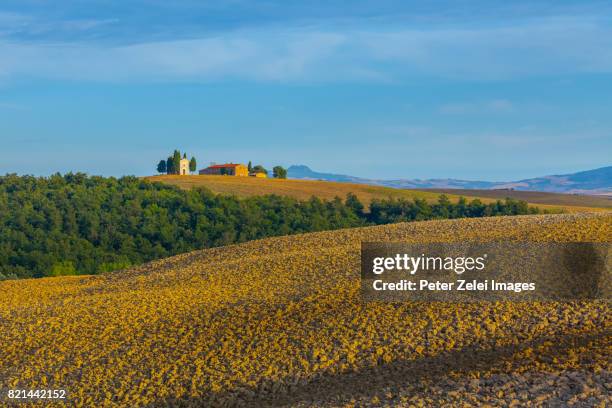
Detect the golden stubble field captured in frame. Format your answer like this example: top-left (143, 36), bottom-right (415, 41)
top-left (146, 175), bottom-right (450, 204)
top-left (145, 175), bottom-right (607, 213)
top-left (0, 213), bottom-right (610, 407)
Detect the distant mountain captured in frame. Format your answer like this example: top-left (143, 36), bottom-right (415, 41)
top-left (287, 165), bottom-right (612, 195)
top-left (286, 165), bottom-right (364, 183)
top-left (491, 166), bottom-right (612, 194)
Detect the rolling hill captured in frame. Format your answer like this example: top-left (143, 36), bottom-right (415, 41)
top-left (287, 165), bottom-right (612, 195)
top-left (146, 175), bottom-right (608, 212)
top-left (422, 188), bottom-right (612, 209)
top-left (145, 175), bottom-right (463, 205)
top-left (0, 213), bottom-right (609, 406)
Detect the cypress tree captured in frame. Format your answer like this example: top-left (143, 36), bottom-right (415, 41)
top-left (166, 157), bottom-right (174, 174)
top-left (173, 150), bottom-right (182, 174)
top-left (157, 160), bottom-right (166, 174)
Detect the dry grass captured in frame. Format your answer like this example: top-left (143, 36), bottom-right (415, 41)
top-left (146, 175), bottom-right (450, 204)
top-left (145, 175), bottom-right (604, 213)
top-left (0, 213), bottom-right (610, 407)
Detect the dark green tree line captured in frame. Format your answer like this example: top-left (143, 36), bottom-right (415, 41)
top-left (0, 175), bottom-right (543, 279)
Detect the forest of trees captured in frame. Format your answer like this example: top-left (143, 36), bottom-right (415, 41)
top-left (367, 195), bottom-right (540, 224)
top-left (0, 174), bottom-right (543, 279)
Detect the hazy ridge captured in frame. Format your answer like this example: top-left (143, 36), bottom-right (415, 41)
top-left (288, 165), bottom-right (612, 195)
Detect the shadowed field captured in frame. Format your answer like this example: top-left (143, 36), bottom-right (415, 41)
top-left (1, 213), bottom-right (610, 407)
top-left (146, 175), bottom-right (603, 212)
top-left (422, 188), bottom-right (612, 209)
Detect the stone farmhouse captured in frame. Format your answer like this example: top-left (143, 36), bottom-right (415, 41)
top-left (198, 163), bottom-right (267, 178)
top-left (199, 163), bottom-right (249, 176)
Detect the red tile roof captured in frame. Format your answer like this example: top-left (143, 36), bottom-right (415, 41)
top-left (206, 163), bottom-right (243, 169)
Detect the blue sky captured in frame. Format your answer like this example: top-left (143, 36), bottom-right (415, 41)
top-left (0, 1), bottom-right (611, 180)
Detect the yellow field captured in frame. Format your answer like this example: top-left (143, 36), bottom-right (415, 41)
top-left (146, 175), bottom-right (453, 204)
top-left (145, 175), bottom-right (603, 213)
top-left (0, 213), bottom-right (610, 407)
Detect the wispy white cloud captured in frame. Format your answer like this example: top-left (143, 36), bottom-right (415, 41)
top-left (1, 16), bottom-right (612, 83)
top-left (0, 11), bottom-right (29, 25)
top-left (356, 17), bottom-right (612, 79)
top-left (0, 31), bottom-right (348, 82)
top-left (439, 99), bottom-right (515, 114)
top-left (0, 10), bottom-right (119, 37)
top-left (0, 101), bottom-right (26, 110)
top-left (22, 18), bottom-right (120, 38)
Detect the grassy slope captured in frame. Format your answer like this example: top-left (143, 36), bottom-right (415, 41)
top-left (146, 175), bottom-right (605, 212)
top-left (146, 175), bottom-right (454, 204)
top-left (1, 213), bottom-right (610, 406)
